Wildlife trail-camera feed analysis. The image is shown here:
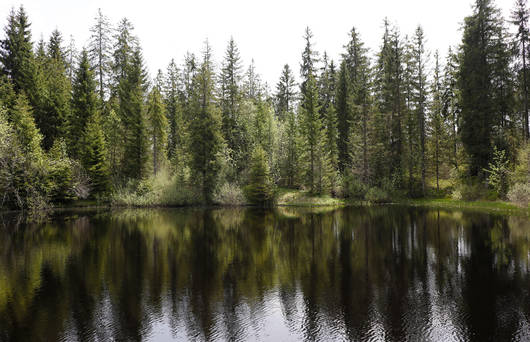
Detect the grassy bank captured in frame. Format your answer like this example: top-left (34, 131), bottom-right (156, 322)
top-left (399, 197), bottom-right (530, 215)
top-left (275, 188), bottom-right (347, 207)
top-left (6, 187), bottom-right (530, 215)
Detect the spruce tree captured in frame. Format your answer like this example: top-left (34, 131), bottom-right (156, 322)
top-left (244, 145), bottom-right (274, 205)
top-left (459, 0), bottom-right (509, 177)
top-left (344, 28), bottom-right (372, 182)
top-left (490, 18), bottom-right (516, 150)
top-left (252, 97), bottom-right (274, 154)
top-left (103, 107), bottom-right (122, 180)
top-left (0, 6), bottom-right (34, 93)
top-left (430, 51), bottom-right (445, 191)
top-left (219, 37), bottom-right (245, 177)
top-left (512, 0), bottom-right (530, 141)
top-left (83, 111), bottom-right (110, 197)
top-left (412, 26), bottom-right (429, 195)
top-left (282, 110), bottom-right (300, 187)
top-left (189, 42), bottom-right (224, 203)
top-left (120, 47), bottom-right (149, 180)
top-left (180, 52), bottom-right (197, 127)
top-left (300, 73), bottom-right (326, 193)
top-left (65, 35), bottom-right (77, 82)
top-left (244, 59), bottom-right (262, 100)
top-left (89, 8), bottom-right (113, 101)
top-left (147, 86), bottom-right (168, 175)
top-left (338, 27), bottom-right (371, 174)
top-left (38, 30), bottom-right (71, 150)
top-left (374, 19), bottom-right (405, 186)
top-left (336, 60), bottom-right (351, 171)
top-left (111, 18), bottom-right (137, 96)
top-left (70, 49), bottom-right (98, 159)
top-left (164, 59), bottom-right (186, 166)
top-left (318, 52), bottom-right (336, 120)
top-left (323, 101), bottom-right (339, 190)
top-left (275, 64), bottom-right (297, 121)
top-left (11, 93), bottom-right (43, 158)
top-left (300, 27), bottom-right (318, 101)
top-left (402, 36), bottom-right (419, 193)
top-left (47, 29), bottom-right (65, 62)
top-left (0, 73), bottom-right (16, 112)
top-left (443, 46), bottom-right (460, 168)
top-left (47, 138), bottom-right (74, 203)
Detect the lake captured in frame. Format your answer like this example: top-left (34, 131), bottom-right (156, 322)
top-left (1, 206), bottom-right (530, 341)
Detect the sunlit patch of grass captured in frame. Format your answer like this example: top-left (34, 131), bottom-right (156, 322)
top-left (401, 197), bottom-right (530, 216)
top-left (276, 188), bottom-right (345, 207)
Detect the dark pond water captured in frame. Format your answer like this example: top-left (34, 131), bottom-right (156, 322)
top-left (1, 206), bottom-right (530, 341)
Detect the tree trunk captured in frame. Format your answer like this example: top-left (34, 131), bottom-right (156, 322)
top-left (153, 134), bottom-right (157, 176)
top-left (523, 39), bottom-right (529, 141)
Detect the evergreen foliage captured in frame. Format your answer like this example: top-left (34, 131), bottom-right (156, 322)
top-left (83, 111), bottom-right (110, 197)
top-left (147, 86), bottom-right (168, 175)
top-left (70, 50), bottom-right (98, 159)
top-left (189, 42), bottom-right (224, 203)
top-left (1, 3), bottom-right (530, 209)
top-left (244, 146), bottom-right (274, 205)
top-left (275, 64), bottom-right (296, 121)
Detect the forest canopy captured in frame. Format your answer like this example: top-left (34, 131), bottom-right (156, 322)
top-left (0, 0), bottom-right (530, 210)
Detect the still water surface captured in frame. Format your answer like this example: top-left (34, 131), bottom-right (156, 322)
top-left (1, 206), bottom-right (530, 341)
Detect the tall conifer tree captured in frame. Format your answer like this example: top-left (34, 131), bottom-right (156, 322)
top-left (275, 64), bottom-right (297, 121)
top-left (70, 50), bottom-right (98, 159)
top-left (89, 8), bottom-right (112, 101)
top-left (189, 42), bottom-right (224, 202)
top-left (147, 86), bottom-right (168, 175)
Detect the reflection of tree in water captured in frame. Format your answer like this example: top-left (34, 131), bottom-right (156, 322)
top-left (0, 207), bottom-right (530, 341)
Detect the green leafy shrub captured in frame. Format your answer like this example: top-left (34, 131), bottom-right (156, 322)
top-left (365, 187), bottom-right (390, 203)
top-left (512, 143), bottom-right (530, 185)
top-left (214, 182), bottom-right (246, 206)
top-left (451, 181), bottom-right (488, 201)
top-left (484, 146), bottom-right (510, 198)
top-left (507, 183), bottom-right (530, 207)
top-left (112, 168), bottom-right (200, 207)
top-left (342, 174), bottom-right (368, 199)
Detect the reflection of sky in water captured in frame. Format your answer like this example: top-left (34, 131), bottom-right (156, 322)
top-left (1, 207), bottom-right (530, 341)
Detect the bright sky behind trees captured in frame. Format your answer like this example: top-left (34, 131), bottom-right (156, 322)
top-left (0, 0), bottom-right (515, 87)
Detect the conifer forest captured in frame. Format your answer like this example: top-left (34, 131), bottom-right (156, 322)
top-left (1, 0), bottom-right (530, 211)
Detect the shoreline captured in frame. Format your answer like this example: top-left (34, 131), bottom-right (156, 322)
top-left (2, 196), bottom-right (528, 216)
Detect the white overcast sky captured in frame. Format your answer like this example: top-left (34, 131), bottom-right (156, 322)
top-left (0, 0), bottom-right (517, 87)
